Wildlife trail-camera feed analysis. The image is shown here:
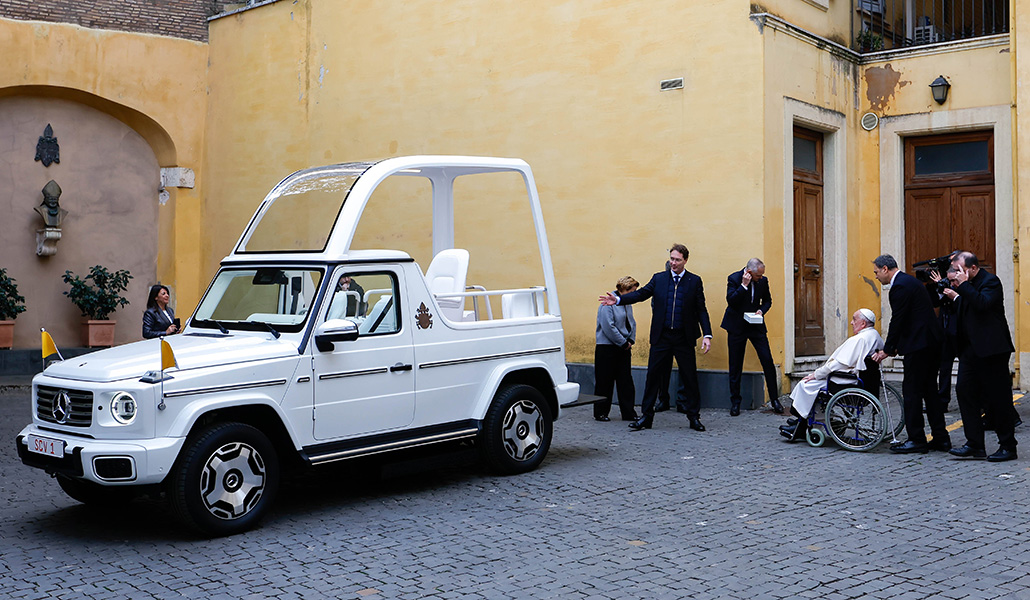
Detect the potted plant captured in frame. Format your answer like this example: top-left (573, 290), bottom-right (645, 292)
top-left (0, 268), bottom-right (27, 349)
top-left (62, 265), bottom-right (132, 347)
top-left (856, 30), bottom-right (885, 52)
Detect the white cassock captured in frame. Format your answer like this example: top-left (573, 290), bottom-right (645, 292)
top-left (789, 326), bottom-right (885, 417)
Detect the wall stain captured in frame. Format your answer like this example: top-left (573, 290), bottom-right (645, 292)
top-left (861, 275), bottom-right (880, 298)
top-left (864, 63), bottom-right (909, 112)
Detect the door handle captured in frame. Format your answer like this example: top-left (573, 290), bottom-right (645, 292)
top-left (390, 363), bottom-right (413, 372)
top-left (812, 267), bottom-right (821, 276)
top-left (793, 263), bottom-right (799, 274)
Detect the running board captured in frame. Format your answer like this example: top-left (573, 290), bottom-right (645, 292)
top-left (561, 393), bottom-right (605, 408)
top-left (302, 420), bottom-right (480, 465)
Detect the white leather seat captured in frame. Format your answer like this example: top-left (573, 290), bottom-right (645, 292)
top-left (425, 249), bottom-right (469, 322)
top-left (359, 295), bottom-right (396, 334)
top-left (501, 292), bottom-right (541, 319)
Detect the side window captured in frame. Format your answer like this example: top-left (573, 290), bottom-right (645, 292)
top-left (326, 271), bottom-right (400, 336)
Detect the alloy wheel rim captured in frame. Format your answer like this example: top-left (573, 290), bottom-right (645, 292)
top-left (501, 400), bottom-right (543, 461)
top-left (200, 441), bottom-right (266, 520)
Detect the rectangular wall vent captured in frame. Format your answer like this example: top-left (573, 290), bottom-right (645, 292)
top-left (660, 78), bottom-right (684, 91)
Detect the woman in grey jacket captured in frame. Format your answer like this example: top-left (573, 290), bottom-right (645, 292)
top-left (594, 276), bottom-right (639, 421)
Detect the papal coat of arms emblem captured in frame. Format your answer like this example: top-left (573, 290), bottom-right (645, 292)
top-left (415, 302), bottom-right (433, 329)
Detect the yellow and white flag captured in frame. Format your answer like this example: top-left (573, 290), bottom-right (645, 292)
top-left (41, 328), bottom-right (63, 362)
top-left (160, 338), bottom-right (178, 371)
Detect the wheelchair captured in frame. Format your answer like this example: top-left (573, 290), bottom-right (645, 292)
top-left (803, 357), bottom-right (904, 451)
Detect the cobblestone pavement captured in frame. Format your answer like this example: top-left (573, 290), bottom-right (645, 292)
top-left (2, 387), bottom-right (1029, 600)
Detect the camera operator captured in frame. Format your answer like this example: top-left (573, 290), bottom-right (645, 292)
top-left (944, 251), bottom-right (1018, 461)
top-left (927, 252), bottom-right (959, 412)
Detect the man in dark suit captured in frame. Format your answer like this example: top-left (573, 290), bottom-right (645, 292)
top-left (600, 244), bottom-right (712, 432)
top-left (721, 258), bottom-right (782, 416)
top-left (944, 252), bottom-right (1018, 462)
top-left (871, 254), bottom-right (950, 454)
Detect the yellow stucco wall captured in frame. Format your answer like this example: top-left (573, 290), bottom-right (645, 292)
top-left (762, 0), bottom-right (854, 45)
top-left (0, 17), bottom-right (209, 336)
top-left (204, 0), bottom-right (768, 370)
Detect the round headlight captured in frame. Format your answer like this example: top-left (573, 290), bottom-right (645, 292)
top-left (110, 392), bottom-right (137, 425)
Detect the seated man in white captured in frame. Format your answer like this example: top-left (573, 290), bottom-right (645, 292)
top-left (780, 308), bottom-right (884, 441)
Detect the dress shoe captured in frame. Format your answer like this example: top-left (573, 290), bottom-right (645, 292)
top-left (889, 440), bottom-right (929, 454)
top-left (729, 403), bottom-right (741, 417)
top-left (948, 444), bottom-right (987, 459)
top-left (927, 438), bottom-right (952, 452)
top-left (594, 415), bottom-right (611, 422)
top-left (654, 403), bottom-right (670, 412)
top-left (785, 417), bottom-right (798, 427)
top-left (780, 420), bottom-right (807, 442)
top-left (628, 417), bottom-right (652, 431)
top-left (987, 448), bottom-right (1018, 462)
top-left (770, 398), bottom-right (784, 414)
top-left (688, 418), bottom-right (706, 432)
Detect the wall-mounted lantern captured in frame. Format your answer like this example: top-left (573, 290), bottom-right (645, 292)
top-left (929, 75), bottom-right (951, 105)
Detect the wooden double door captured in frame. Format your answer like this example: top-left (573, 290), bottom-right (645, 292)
top-left (904, 131), bottom-right (996, 274)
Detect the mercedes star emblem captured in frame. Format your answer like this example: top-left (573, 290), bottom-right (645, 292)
top-left (52, 390), bottom-right (71, 424)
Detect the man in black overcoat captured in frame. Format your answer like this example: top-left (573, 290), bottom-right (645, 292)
top-left (721, 258), bottom-right (782, 416)
top-left (944, 252), bottom-right (1019, 462)
top-left (871, 254), bottom-right (951, 454)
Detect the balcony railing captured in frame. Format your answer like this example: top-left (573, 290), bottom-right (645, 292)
top-left (853, 0), bottom-right (1008, 52)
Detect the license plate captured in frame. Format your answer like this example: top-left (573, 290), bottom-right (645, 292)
top-left (27, 434), bottom-right (65, 458)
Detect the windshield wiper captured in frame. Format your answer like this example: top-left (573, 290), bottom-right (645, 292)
top-left (248, 321), bottom-right (281, 339)
top-left (195, 319), bottom-right (230, 334)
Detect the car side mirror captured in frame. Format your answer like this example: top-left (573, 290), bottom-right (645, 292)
top-left (314, 319), bottom-right (359, 352)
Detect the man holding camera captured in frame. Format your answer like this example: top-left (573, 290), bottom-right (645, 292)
top-left (944, 251), bottom-right (1018, 461)
top-left (871, 254), bottom-right (951, 454)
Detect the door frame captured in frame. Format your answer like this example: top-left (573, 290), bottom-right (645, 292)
top-left (878, 105), bottom-right (1015, 381)
top-left (783, 98), bottom-right (849, 366)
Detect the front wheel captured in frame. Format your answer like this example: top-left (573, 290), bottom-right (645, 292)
top-left (480, 384), bottom-right (553, 475)
top-left (169, 422), bottom-right (279, 537)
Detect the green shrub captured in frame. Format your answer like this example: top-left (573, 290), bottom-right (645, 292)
top-left (62, 266), bottom-right (133, 320)
top-left (0, 269), bottom-right (27, 320)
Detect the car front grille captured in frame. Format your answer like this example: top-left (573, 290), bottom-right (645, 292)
top-left (37, 386), bottom-right (94, 427)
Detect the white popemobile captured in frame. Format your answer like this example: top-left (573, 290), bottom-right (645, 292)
top-left (17, 156), bottom-right (581, 536)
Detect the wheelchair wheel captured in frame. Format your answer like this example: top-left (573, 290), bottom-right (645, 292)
top-left (825, 389), bottom-right (887, 451)
top-left (805, 427), bottom-right (825, 447)
top-left (880, 382), bottom-right (905, 437)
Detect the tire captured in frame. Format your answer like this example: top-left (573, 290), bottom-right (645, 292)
top-left (57, 475), bottom-right (139, 505)
top-left (480, 384), bottom-right (552, 475)
top-left (825, 389), bottom-right (887, 451)
top-left (806, 426), bottom-right (826, 447)
top-left (880, 382), bottom-right (905, 437)
top-left (169, 422), bottom-right (279, 537)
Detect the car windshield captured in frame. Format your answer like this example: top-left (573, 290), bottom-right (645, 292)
top-left (236, 163), bottom-right (374, 253)
top-left (192, 267), bottom-right (324, 333)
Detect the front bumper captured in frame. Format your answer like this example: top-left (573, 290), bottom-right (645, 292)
top-left (16, 425), bottom-right (184, 486)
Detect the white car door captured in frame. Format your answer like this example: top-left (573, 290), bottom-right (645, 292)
top-left (312, 267), bottom-right (415, 440)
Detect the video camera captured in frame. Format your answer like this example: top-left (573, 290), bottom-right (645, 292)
top-left (912, 252), bottom-right (957, 291)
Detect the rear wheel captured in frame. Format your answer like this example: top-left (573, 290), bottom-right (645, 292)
top-left (825, 389), bottom-right (887, 451)
top-left (169, 422), bottom-right (279, 537)
top-left (480, 384), bottom-right (552, 474)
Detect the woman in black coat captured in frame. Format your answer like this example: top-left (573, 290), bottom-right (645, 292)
top-left (142, 284), bottom-right (179, 339)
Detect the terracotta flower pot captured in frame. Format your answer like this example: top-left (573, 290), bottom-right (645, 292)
top-left (83, 320), bottom-right (116, 348)
top-left (0, 320), bottom-right (13, 349)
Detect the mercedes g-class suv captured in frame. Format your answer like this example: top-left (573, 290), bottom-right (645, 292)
top-left (17, 156), bottom-right (579, 536)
